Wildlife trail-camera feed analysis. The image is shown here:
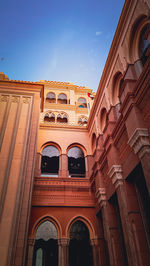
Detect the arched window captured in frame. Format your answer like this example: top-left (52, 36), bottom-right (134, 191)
top-left (46, 92), bottom-right (56, 103)
top-left (139, 23), bottom-right (150, 65)
top-left (33, 221), bottom-right (58, 266)
top-left (78, 97), bottom-right (87, 108)
top-left (112, 72), bottom-right (123, 106)
top-left (78, 116), bottom-right (88, 126)
top-left (69, 221), bottom-right (93, 266)
top-left (56, 113), bottom-right (68, 123)
top-left (100, 108), bottom-right (107, 132)
top-left (41, 145), bottom-right (59, 176)
top-left (57, 93), bottom-right (67, 104)
top-left (44, 113), bottom-right (55, 123)
top-left (68, 146), bottom-right (85, 178)
top-left (92, 133), bottom-right (96, 152)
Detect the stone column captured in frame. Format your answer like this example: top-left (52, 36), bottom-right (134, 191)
top-left (27, 238), bottom-right (35, 266)
top-left (90, 238), bottom-right (100, 266)
top-left (128, 128), bottom-right (150, 194)
top-left (59, 154), bottom-right (69, 178)
top-left (96, 186), bottom-right (126, 266)
top-left (58, 238), bottom-right (69, 266)
top-left (108, 164), bottom-right (150, 266)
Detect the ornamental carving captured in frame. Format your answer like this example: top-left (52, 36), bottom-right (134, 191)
top-left (11, 96), bottom-right (20, 103)
top-left (22, 97), bottom-right (31, 104)
top-left (128, 128), bottom-right (150, 159)
top-left (0, 95), bottom-right (9, 102)
top-left (108, 165), bottom-right (123, 188)
top-left (96, 187), bottom-right (106, 208)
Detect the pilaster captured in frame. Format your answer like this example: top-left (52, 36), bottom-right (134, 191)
top-left (58, 238), bottom-right (69, 266)
top-left (27, 238), bottom-right (35, 266)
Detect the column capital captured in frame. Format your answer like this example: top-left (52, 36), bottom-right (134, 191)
top-left (108, 165), bottom-right (123, 189)
top-left (96, 188), bottom-right (106, 208)
top-left (90, 238), bottom-right (99, 246)
top-left (128, 128), bottom-right (150, 159)
top-left (28, 238), bottom-right (35, 246)
top-left (58, 238), bottom-right (69, 246)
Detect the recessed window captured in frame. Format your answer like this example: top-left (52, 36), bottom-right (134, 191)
top-left (46, 92), bottom-right (56, 103)
top-left (57, 93), bottom-right (67, 104)
top-left (44, 113), bottom-right (55, 123)
top-left (78, 97), bottom-right (87, 108)
top-left (41, 146), bottom-right (59, 176)
top-left (139, 24), bottom-right (150, 65)
top-left (68, 147), bottom-right (85, 178)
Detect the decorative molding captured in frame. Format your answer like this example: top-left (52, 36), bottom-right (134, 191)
top-left (0, 95), bottom-right (9, 102)
top-left (28, 238), bottom-right (35, 246)
top-left (96, 188), bottom-right (106, 208)
top-left (90, 238), bottom-right (99, 246)
top-left (58, 238), bottom-right (69, 246)
top-left (22, 97), bottom-right (31, 104)
top-left (108, 165), bottom-right (123, 188)
top-left (127, 128), bottom-right (150, 159)
top-left (11, 96), bottom-right (20, 103)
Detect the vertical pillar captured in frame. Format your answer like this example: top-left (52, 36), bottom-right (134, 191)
top-left (27, 238), bottom-right (35, 266)
top-left (58, 238), bottom-right (69, 266)
top-left (59, 154), bottom-right (69, 178)
top-left (90, 238), bottom-right (100, 266)
top-left (108, 165), bottom-right (150, 266)
top-left (128, 128), bottom-right (150, 194)
top-left (96, 185), bottom-right (126, 266)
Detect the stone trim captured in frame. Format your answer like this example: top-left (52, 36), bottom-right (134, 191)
top-left (108, 165), bottom-right (123, 189)
top-left (128, 128), bottom-right (150, 159)
top-left (96, 188), bottom-right (106, 208)
top-left (58, 238), bottom-right (69, 246)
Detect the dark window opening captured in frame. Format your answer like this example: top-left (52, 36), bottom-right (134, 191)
top-left (46, 92), bottom-right (56, 103)
top-left (57, 93), bottom-right (67, 104)
top-left (68, 147), bottom-right (85, 178)
top-left (41, 146), bottom-right (59, 175)
top-left (44, 113), bottom-right (55, 123)
top-left (57, 114), bottom-right (68, 123)
top-left (139, 24), bottom-right (150, 65)
top-left (69, 221), bottom-right (93, 266)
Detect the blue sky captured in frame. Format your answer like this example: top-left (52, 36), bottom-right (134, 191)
top-left (0, 0), bottom-right (124, 91)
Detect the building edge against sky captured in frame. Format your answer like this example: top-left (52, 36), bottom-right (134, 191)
top-left (0, 0), bottom-right (150, 266)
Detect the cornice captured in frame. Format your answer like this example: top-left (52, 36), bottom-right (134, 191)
top-left (39, 123), bottom-right (88, 132)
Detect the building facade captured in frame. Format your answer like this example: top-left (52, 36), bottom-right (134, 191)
top-left (0, 0), bottom-right (150, 265)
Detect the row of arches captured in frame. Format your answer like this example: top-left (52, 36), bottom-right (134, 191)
top-left (43, 112), bottom-right (88, 125)
top-left (46, 93), bottom-right (88, 108)
top-left (95, 17), bottom-right (150, 136)
top-left (44, 112), bottom-right (68, 123)
top-left (41, 145), bottom-right (85, 177)
top-left (32, 217), bottom-right (94, 266)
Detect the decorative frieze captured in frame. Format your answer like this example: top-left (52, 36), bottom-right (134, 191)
top-left (108, 165), bottom-right (123, 188)
top-left (0, 95), bottom-right (9, 102)
top-left (96, 188), bottom-right (106, 208)
top-left (127, 128), bottom-right (150, 159)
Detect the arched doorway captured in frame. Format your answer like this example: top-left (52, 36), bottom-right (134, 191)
top-left (32, 220), bottom-right (58, 266)
top-left (69, 220), bottom-right (93, 266)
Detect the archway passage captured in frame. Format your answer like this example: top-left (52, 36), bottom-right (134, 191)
top-left (32, 221), bottom-right (58, 266)
top-left (69, 220), bottom-right (93, 266)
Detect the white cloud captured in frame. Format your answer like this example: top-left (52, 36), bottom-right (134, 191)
top-left (96, 31), bottom-right (102, 36)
